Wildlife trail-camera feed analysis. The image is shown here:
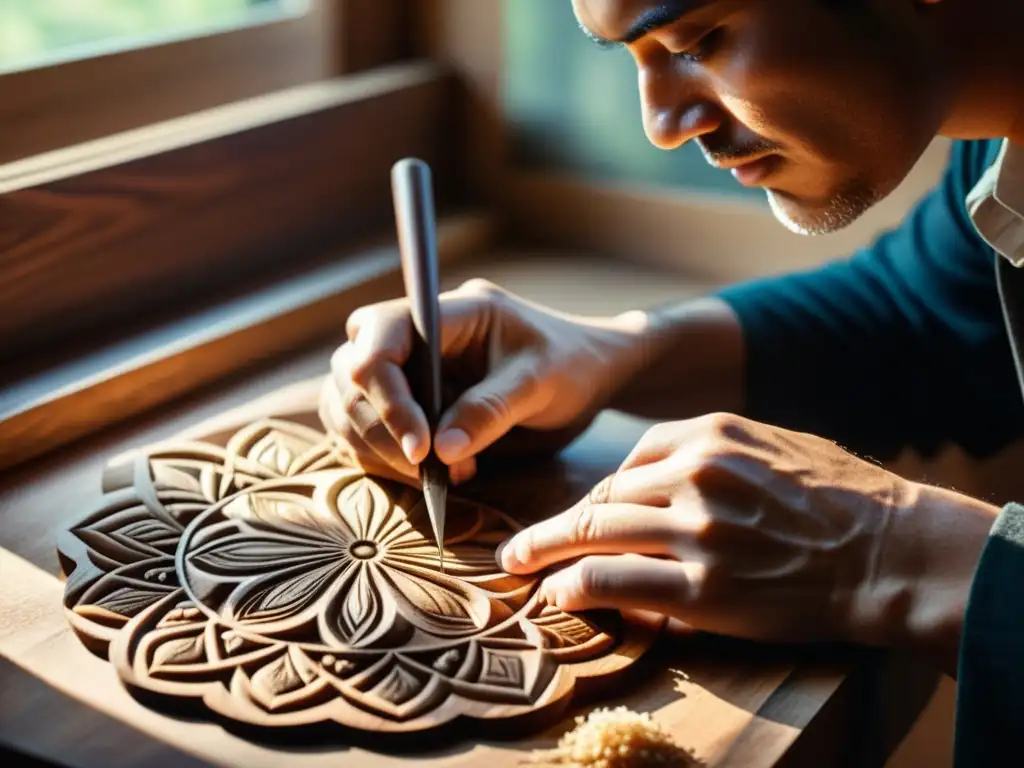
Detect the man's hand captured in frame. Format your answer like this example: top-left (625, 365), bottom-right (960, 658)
top-left (498, 413), bottom-right (999, 668)
top-left (320, 279), bottom-right (650, 485)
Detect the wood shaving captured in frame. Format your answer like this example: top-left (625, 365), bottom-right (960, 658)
top-left (525, 706), bottom-right (701, 767)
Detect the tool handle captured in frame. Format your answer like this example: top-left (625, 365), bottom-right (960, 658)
top-left (391, 158), bottom-right (443, 428)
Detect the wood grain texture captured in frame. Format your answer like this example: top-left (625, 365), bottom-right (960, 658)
top-left (0, 61), bottom-right (462, 363)
top-left (56, 411), bottom-right (656, 736)
top-left (0, 0), bottom-right (342, 164)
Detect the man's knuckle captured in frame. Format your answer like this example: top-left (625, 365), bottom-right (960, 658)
top-left (472, 391), bottom-right (512, 423)
top-left (587, 473), bottom-right (616, 505)
top-left (460, 277), bottom-right (499, 297)
top-left (342, 387), bottom-right (365, 418)
top-left (700, 411), bottom-right (738, 435)
top-left (348, 353), bottom-right (380, 389)
top-left (572, 504), bottom-right (599, 545)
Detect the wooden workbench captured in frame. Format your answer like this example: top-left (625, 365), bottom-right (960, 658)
top-left (0, 252), bottom-right (940, 767)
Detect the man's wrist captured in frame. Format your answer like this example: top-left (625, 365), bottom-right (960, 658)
top-left (602, 297), bottom-right (746, 418)
top-left (870, 482), bottom-right (999, 674)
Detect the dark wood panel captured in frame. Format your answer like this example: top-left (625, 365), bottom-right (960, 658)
top-left (0, 1), bottom-right (338, 163)
top-left (0, 61), bottom-right (464, 361)
top-left (336, 0), bottom-right (413, 72)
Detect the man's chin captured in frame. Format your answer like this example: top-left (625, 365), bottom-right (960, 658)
top-left (765, 187), bottom-right (878, 237)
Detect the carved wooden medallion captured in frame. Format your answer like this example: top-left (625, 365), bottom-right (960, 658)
top-left (58, 417), bottom-right (656, 734)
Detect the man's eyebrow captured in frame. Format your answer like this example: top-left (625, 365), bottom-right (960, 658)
top-left (578, 1), bottom-right (691, 47)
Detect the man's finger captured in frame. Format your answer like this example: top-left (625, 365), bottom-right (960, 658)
top-left (498, 501), bottom-right (680, 574)
top-left (433, 354), bottom-right (546, 464)
top-left (538, 554), bottom-right (702, 614)
top-left (330, 417), bottom-right (419, 485)
top-left (342, 389), bottom-right (419, 477)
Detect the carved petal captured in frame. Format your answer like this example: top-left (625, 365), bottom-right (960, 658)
top-left (189, 530), bottom-right (340, 577)
top-left (248, 649), bottom-right (322, 711)
top-left (332, 476), bottom-right (396, 542)
top-left (221, 491), bottom-right (351, 546)
top-left (530, 606), bottom-right (600, 649)
top-left (385, 542), bottom-right (508, 582)
top-left (223, 560), bottom-right (348, 626)
top-left (151, 632), bottom-right (207, 671)
top-left (380, 563), bottom-right (492, 638)
top-left (76, 508), bottom-right (181, 565)
top-left (373, 664), bottom-right (426, 706)
top-left (226, 420), bottom-right (327, 478)
top-left (77, 560), bottom-right (178, 619)
top-left (327, 563), bottom-right (404, 648)
top-left (92, 585), bottom-right (172, 618)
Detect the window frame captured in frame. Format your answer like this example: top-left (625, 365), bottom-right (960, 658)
top-left (0, 0), bottom-right (414, 164)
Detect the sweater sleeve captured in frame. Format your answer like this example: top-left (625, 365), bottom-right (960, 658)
top-left (953, 502), bottom-right (1024, 767)
top-left (715, 140), bottom-right (1024, 461)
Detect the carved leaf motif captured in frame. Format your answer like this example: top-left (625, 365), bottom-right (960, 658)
top-left (190, 533), bottom-right (336, 576)
top-left (250, 652), bottom-right (307, 709)
top-left (224, 491), bottom-right (348, 546)
top-left (230, 421), bottom-right (325, 477)
top-left (116, 520), bottom-right (180, 551)
top-left (77, 509), bottom-right (181, 565)
top-left (335, 477), bottom-right (394, 542)
top-left (152, 633), bottom-right (206, 670)
top-left (94, 585), bottom-right (171, 618)
top-left (373, 664), bottom-right (426, 706)
top-left (386, 543), bottom-right (512, 582)
top-left (343, 566), bottom-right (377, 632)
top-left (256, 440), bottom-right (295, 476)
top-left (531, 608), bottom-right (600, 649)
top-left (382, 565), bottom-right (490, 638)
top-left (150, 464), bottom-right (205, 497)
top-left (76, 561), bottom-right (178, 620)
top-left (227, 560), bottom-right (347, 625)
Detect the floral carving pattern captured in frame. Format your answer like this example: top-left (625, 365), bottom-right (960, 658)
top-left (58, 417), bottom-right (655, 733)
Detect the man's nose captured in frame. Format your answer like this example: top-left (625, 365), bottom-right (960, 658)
top-left (638, 65), bottom-right (723, 150)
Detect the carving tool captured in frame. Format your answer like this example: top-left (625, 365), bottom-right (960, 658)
top-left (391, 157), bottom-right (448, 573)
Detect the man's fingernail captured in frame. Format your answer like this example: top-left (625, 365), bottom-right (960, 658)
top-left (435, 428), bottom-right (470, 462)
top-left (401, 433), bottom-right (420, 463)
top-left (496, 536), bottom-right (519, 571)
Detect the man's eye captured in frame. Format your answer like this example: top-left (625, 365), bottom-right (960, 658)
top-left (674, 28), bottom-right (723, 64)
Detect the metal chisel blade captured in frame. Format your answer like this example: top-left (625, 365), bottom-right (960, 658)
top-left (420, 458), bottom-right (448, 573)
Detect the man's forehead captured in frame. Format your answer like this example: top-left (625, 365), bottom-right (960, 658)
top-left (573, 0), bottom-right (701, 44)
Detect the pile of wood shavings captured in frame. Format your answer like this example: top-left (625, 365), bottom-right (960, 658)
top-left (525, 706), bottom-right (700, 767)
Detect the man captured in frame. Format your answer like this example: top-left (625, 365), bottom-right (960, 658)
top-left (321, 0), bottom-right (1024, 762)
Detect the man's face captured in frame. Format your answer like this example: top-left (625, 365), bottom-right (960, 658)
top-left (572, 0), bottom-right (948, 235)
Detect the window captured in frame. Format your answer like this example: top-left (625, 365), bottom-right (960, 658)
top-left (0, 0), bottom-right (340, 162)
top-left (2, 0), bottom-right (307, 74)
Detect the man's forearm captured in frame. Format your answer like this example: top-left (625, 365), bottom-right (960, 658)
top-left (608, 296), bottom-right (747, 420)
